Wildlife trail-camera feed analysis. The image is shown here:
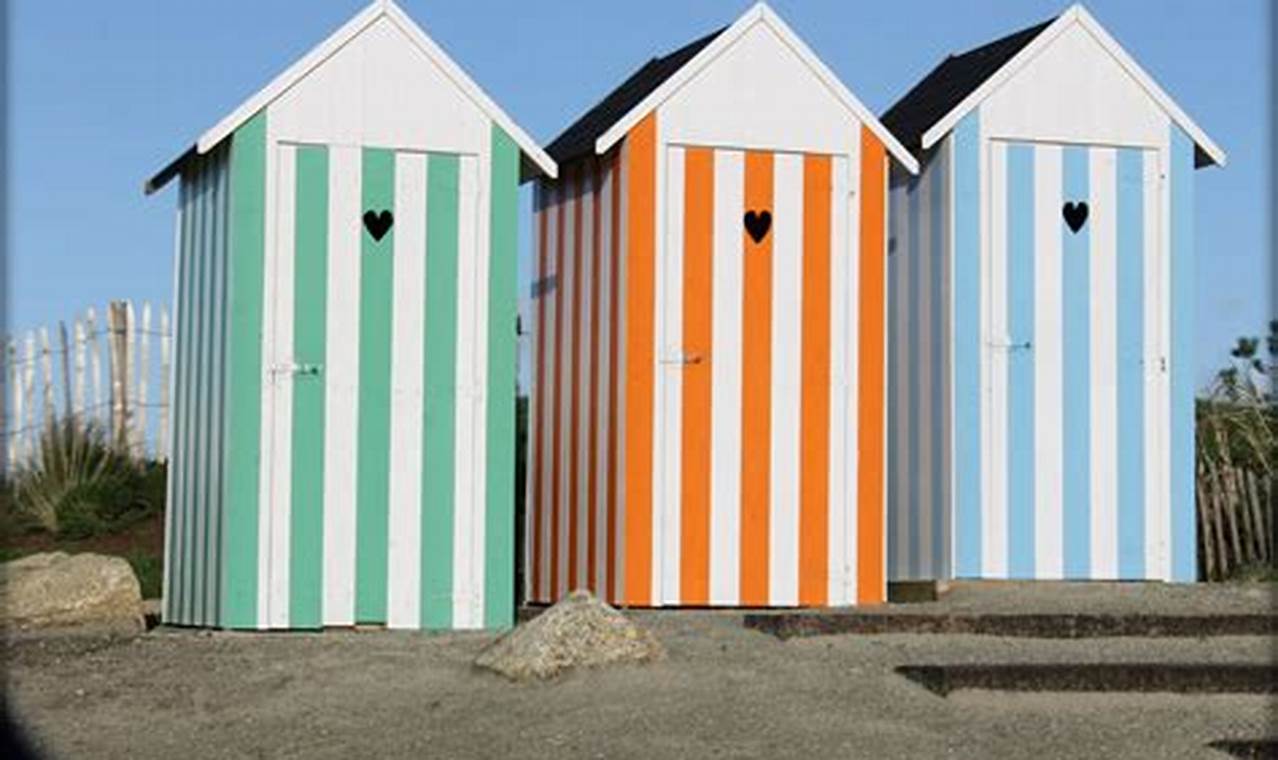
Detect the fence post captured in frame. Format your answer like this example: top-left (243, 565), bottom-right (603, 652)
top-left (22, 333), bottom-right (36, 464)
top-left (86, 307), bottom-right (103, 429)
top-left (137, 302), bottom-right (151, 460)
top-left (6, 339), bottom-right (17, 476)
top-left (108, 301), bottom-right (129, 448)
top-left (39, 327), bottom-right (55, 434)
top-left (158, 305), bottom-right (171, 462)
top-left (58, 322), bottom-right (72, 424)
top-left (73, 319), bottom-right (86, 418)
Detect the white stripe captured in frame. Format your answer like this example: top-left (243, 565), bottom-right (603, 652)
top-left (709, 149), bottom-right (744, 606)
top-left (322, 145), bottom-right (361, 626)
top-left (1089, 147), bottom-right (1119, 579)
top-left (892, 180), bottom-right (912, 579)
top-left (452, 156), bottom-right (481, 628)
top-left (659, 148), bottom-right (685, 605)
top-left (539, 187), bottom-right (559, 602)
top-left (1033, 145), bottom-right (1065, 580)
top-left (826, 154), bottom-right (850, 605)
top-left (1142, 150), bottom-right (1164, 579)
top-left (386, 152), bottom-right (426, 629)
top-left (577, 169), bottom-right (595, 594)
top-left (266, 144), bottom-right (295, 628)
top-left (471, 151), bottom-right (493, 623)
top-left (256, 141), bottom-right (280, 628)
top-left (596, 164), bottom-right (614, 599)
top-left (557, 179), bottom-right (575, 599)
top-left (984, 141), bottom-right (1008, 578)
top-left (613, 145), bottom-right (629, 603)
top-left (917, 157), bottom-right (935, 580)
top-left (769, 152), bottom-right (803, 606)
top-left (843, 143), bottom-right (861, 602)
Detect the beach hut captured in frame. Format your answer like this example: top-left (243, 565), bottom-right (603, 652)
top-left (144, 0), bottom-right (556, 630)
top-left (525, 3), bottom-right (918, 608)
top-left (879, 4), bottom-right (1224, 585)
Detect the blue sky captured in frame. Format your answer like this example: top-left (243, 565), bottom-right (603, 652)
top-left (9, 0), bottom-right (1270, 390)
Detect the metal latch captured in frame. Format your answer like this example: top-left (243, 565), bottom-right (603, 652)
top-left (270, 362), bottom-right (323, 377)
top-left (659, 350), bottom-right (704, 366)
top-left (987, 337), bottom-right (1032, 350)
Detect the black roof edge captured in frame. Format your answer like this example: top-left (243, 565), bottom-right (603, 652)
top-left (144, 144), bottom-right (198, 196)
top-left (543, 26), bottom-right (727, 167)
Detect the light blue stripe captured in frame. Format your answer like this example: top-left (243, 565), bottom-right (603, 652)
top-left (1169, 127), bottom-right (1196, 581)
top-left (1062, 146), bottom-right (1091, 579)
top-left (886, 181), bottom-right (900, 577)
top-left (929, 147), bottom-right (947, 577)
top-left (907, 174), bottom-right (921, 579)
top-left (1006, 144), bottom-right (1036, 578)
top-left (953, 111), bottom-right (982, 577)
top-left (1116, 149), bottom-right (1146, 579)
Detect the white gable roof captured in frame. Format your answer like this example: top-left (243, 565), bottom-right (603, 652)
top-left (594, 3), bottom-right (919, 174)
top-left (920, 3), bottom-right (1226, 166)
top-left (146, 0), bottom-right (555, 193)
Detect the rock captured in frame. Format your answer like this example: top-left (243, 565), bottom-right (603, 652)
top-left (475, 590), bottom-right (665, 680)
top-left (1, 552), bottom-right (144, 632)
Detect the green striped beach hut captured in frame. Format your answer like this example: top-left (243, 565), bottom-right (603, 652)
top-left (144, 0), bottom-right (557, 630)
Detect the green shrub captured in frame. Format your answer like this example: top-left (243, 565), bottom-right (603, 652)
top-left (125, 548), bottom-right (164, 599)
top-left (12, 419), bottom-right (161, 539)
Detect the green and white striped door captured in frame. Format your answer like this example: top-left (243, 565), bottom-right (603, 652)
top-left (259, 142), bottom-right (488, 629)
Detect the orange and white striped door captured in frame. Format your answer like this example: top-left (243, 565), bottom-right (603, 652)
top-left (652, 141), bottom-right (885, 607)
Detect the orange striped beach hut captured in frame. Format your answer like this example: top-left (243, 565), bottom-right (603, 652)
top-left (525, 3), bottom-right (918, 608)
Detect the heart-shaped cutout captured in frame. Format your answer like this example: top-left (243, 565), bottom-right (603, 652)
top-left (363, 209), bottom-right (394, 242)
top-left (744, 210), bottom-right (772, 244)
top-left (1062, 201), bottom-right (1088, 233)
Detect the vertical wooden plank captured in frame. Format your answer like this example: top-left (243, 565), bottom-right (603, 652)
top-left (58, 322), bottom-right (72, 424)
top-left (138, 303), bottom-right (151, 459)
top-left (7, 339), bottom-right (18, 474)
top-left (108, 302), bottom-right (129, 447)
top-left (39, 328), bottom-right (55, 433)
top-left (73, 320), bottom-right (86, 419)
top-left (86, 307), bottom-right (103, 429)
top-left (159, 305), bottom-right (171, 461)
top-left (126, 301), bottom-right (140, 454)
top-left (23, 333), bottom-right (36, 463)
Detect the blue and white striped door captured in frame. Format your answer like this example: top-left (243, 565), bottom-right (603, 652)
top-left (983, 140), bottom-right (1166, 580)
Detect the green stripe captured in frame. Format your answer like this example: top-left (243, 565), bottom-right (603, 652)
top-left (222, 111), bottom-right (267, 628)
top-left (356, 148), bottom-right (395, 623)
top-left (166, 175), bottom-right (192, 624)
top-left (484, 128), bottom-right (518, 628)
top-left (189, 161), bottom-right (210, 625)
top-left (290, 146), bottom-right (329, 628)
top-left (421, 153), bottom-right (460, 629)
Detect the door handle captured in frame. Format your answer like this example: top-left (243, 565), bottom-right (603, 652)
top-left (659, 350), bottom-right (705, 366)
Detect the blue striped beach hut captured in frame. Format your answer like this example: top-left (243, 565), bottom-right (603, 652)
top-left (144, 0), bottom-right (556, 629)
top-left (879, 4), bottom-right (1224, 584)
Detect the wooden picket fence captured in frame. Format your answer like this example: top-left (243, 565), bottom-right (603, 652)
top-left (2, 300), bottom-right (172, 476)
top-left (1195, 386), bottom-right (1275, 581)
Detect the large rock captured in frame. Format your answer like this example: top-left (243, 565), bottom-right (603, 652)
top-left (476, 590), bottom-right (665, 680)
top-left (1, 552), bottom-right (144, 631)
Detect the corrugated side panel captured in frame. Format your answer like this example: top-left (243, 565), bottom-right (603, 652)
top-left (163, 142), bottom-right (231, 626)
top-left (886, 139), bottom-right (952, 582)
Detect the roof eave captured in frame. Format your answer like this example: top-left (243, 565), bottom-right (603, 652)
top-left (145, 0), bottom-right (556, 196)
top-left (591, 2), bottom-right (919, 174)
top-left (918, 4), bottom-right (1226, 167)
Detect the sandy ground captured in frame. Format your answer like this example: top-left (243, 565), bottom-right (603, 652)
top-left (6, 606), bottom-right (1274, 760)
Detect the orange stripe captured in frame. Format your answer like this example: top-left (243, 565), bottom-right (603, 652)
top-left (680, 148), bottom-right (714, 605)
top-left (550, 182), bottom-right (565, 599)
top-left (740, 150), bottom-right (773, 606)
top-left (569, 167), bottom-right (583, 591)
top-left (605, 151), bottom-right (621, 604)
top-left (587, 160), bottom-right (602, 594)
top-left (623, 114), bottom-right (657, 605)
top-left (531, 187), bottom-right (549, 600)
top-left (856, 128), bottom-right (886, 604)
top-left (799, 154), bottom-right (832, 606)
